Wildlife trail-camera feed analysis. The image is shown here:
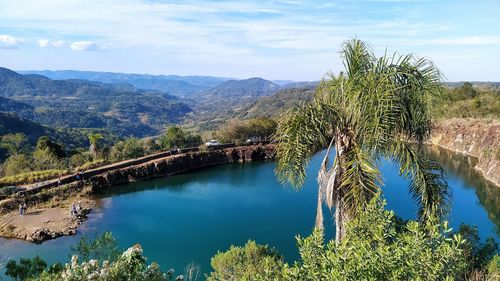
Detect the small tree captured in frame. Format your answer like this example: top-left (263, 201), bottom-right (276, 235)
top-left (32, 148), bottom-right (64, 171)
top-left (1, 154), bottom-right (31, 176)
top-left (159, 126), bottom-right (202, 150)
top-left (35, 136), bottom-right (65, 158)
top-left (71, 232), bottom-right (121, 263)
top-left (0, 133), bottom-right (26, 157)
top-left (88, 133), bottom-right (104, 159)
top-left (5, 256), bottom-right (47, 281)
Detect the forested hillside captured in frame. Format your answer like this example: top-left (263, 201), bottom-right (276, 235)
top-left (0, 67), bottom-right (192, 137)
top-left (186, 77), bottom-right (282, 130)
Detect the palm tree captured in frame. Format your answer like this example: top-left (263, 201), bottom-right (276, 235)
top-left (274, 39), bottom-right (450, 244)
top-left (88, 133), bottom-right (104, 158)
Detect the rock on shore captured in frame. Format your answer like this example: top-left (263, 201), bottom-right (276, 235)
top-left (0, 199), bottom-right (93, 243)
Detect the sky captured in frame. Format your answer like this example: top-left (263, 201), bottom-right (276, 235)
top-left (0, 0), bottom-right (499, 81)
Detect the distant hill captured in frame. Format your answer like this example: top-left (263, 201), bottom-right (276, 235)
top-left (0, 67), bottom-right (192, 137)
top-left (185, 78), bottom-right (281, 130)
top-left (19, 70), bottom-right (232, 98)
top-left (198, 77), bottom-right (280, 105)
top-left (443, 81), bottom-right (500, 88)
top-left (238, 86), bottom-right (315, 119)
top-left (0, 96), bottom-right (34, 119)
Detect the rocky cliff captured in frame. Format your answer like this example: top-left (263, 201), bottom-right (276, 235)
top-left (430, 118), bottom-right (499, 186)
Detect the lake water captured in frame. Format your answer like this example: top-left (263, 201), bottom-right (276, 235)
top-left (1, 146), bottom-right (499, 277)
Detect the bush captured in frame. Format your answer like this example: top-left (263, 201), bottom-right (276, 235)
top-left (454, 224), bottom-right (498, 274)
top-left (215, 117), bottom-right (277, 143)
top-left (158, 126), bottom-right (202, 150)
top-left (433, 83), bottom-right (500, 119)
top-left (32, 245), bottom-right (169, 281)
top-left (5, 255), bottom-right (48, 281)
top-left (32, 148), bottom-right (65, 171)
top-left (1, 154), bottom-right (31, 177)
top-left (109, 138), bottom-right (146, 161)
top-left (207, 240), bottom-right (284, 281)
top-left (69, 151), bottom-right (95, 168)
top-left (209, 194), bottom-right (469, 281)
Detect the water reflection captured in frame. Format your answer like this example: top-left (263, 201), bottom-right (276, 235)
top-left (424, 145), bottom-right (500, 235)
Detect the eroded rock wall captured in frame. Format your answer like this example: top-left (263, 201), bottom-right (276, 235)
top-left (431, 119), bottom-right (499, 186)
top-left (89, 144), bottom-right (276, 192)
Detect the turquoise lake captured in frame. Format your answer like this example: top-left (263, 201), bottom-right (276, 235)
top-left (1, 146), bottom-right (499, 277)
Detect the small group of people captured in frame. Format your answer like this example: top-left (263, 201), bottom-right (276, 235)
top-left (70, 201), bottom-right (82, 216)
top-left (18, 202), bottom-right (28, 216)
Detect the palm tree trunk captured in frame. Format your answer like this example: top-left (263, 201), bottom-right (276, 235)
top-left (333, 132), bottom-right (349, 244)
top-left (315, 137), bottom-right (335, 231)
top-left (315, 183), bottom-right (324, 231)
top-left (334, 188), bottom-right (347, 244)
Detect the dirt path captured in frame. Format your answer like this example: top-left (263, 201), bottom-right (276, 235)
top-left (0, 199), bottom-right (94, 243)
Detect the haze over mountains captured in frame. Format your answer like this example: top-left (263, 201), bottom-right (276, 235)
top-left (3, 66), bottom-right (496, 145)
top-left (0, 67), bottom-right (316, 140)
top-left (12, 68), bottom-right (318, 131)
top-left (20, 70), bottom-right (231, 98)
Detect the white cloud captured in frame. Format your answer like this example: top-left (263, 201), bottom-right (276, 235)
top-left (70, 41), bottom-right (98, 51)
top-left (37, 39), bottom-right (66, 48)
top-left (0, 35), bottom-right (19, 48)
top-left (51, 40), bottom-right (65, 47)
top-left (37, 39), bottom-right (49, 47)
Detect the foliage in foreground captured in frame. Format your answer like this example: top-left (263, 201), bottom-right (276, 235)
top-left (35, 244), bottom-right (168, 281)
top-left (6, 245), bottom-right (171, 281)
top-left (281, 198), bottom-right (466, 281)
top-left (207, 240), bottom-right (284, 281)
top-left (209, 195), bottom-right (499, 281)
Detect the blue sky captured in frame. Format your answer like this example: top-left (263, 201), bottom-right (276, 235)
top-left (0, 0), bottom-right (499, 81)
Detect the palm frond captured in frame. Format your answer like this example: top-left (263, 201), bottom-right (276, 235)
top-left (388, 141), bottom-right (451, 221)
top-left (340, 146), bottom-right (381, 217)
top-left (274, 101), bottom-right (340, 189)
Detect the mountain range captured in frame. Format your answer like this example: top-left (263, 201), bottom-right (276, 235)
top-left (0, 67), bottom-right (191, 138)
top-left (19, 70), bottom-right (232, 98)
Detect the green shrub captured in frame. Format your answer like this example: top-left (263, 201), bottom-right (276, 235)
top-left (209, 194), bottom-right (469, 281)
top-left (5, 255), bottom-right (48, 281)
top-left (207, 240), bottom-right (284, 281)
top-left (487, 255), bottom-right (500, 277)
top-left (32, 245), bottom-right (168, 281)
top-left (1, 154), bottom-right (31, 177)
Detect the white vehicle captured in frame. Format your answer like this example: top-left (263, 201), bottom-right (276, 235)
top-left (246, 136), bottom-right (261, 144)
top-left (205, 140), bottom-right (221, 146)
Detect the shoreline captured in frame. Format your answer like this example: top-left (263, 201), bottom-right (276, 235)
top-left (0, 134), bottom-right (497, 243)
top-left (0, 198), bottom-right (93, 243)
top-left (0, 144), bottom-right (275, 243)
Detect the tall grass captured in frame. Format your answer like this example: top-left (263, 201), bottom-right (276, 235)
top-left (0, 169), bottom-right (68, 186)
